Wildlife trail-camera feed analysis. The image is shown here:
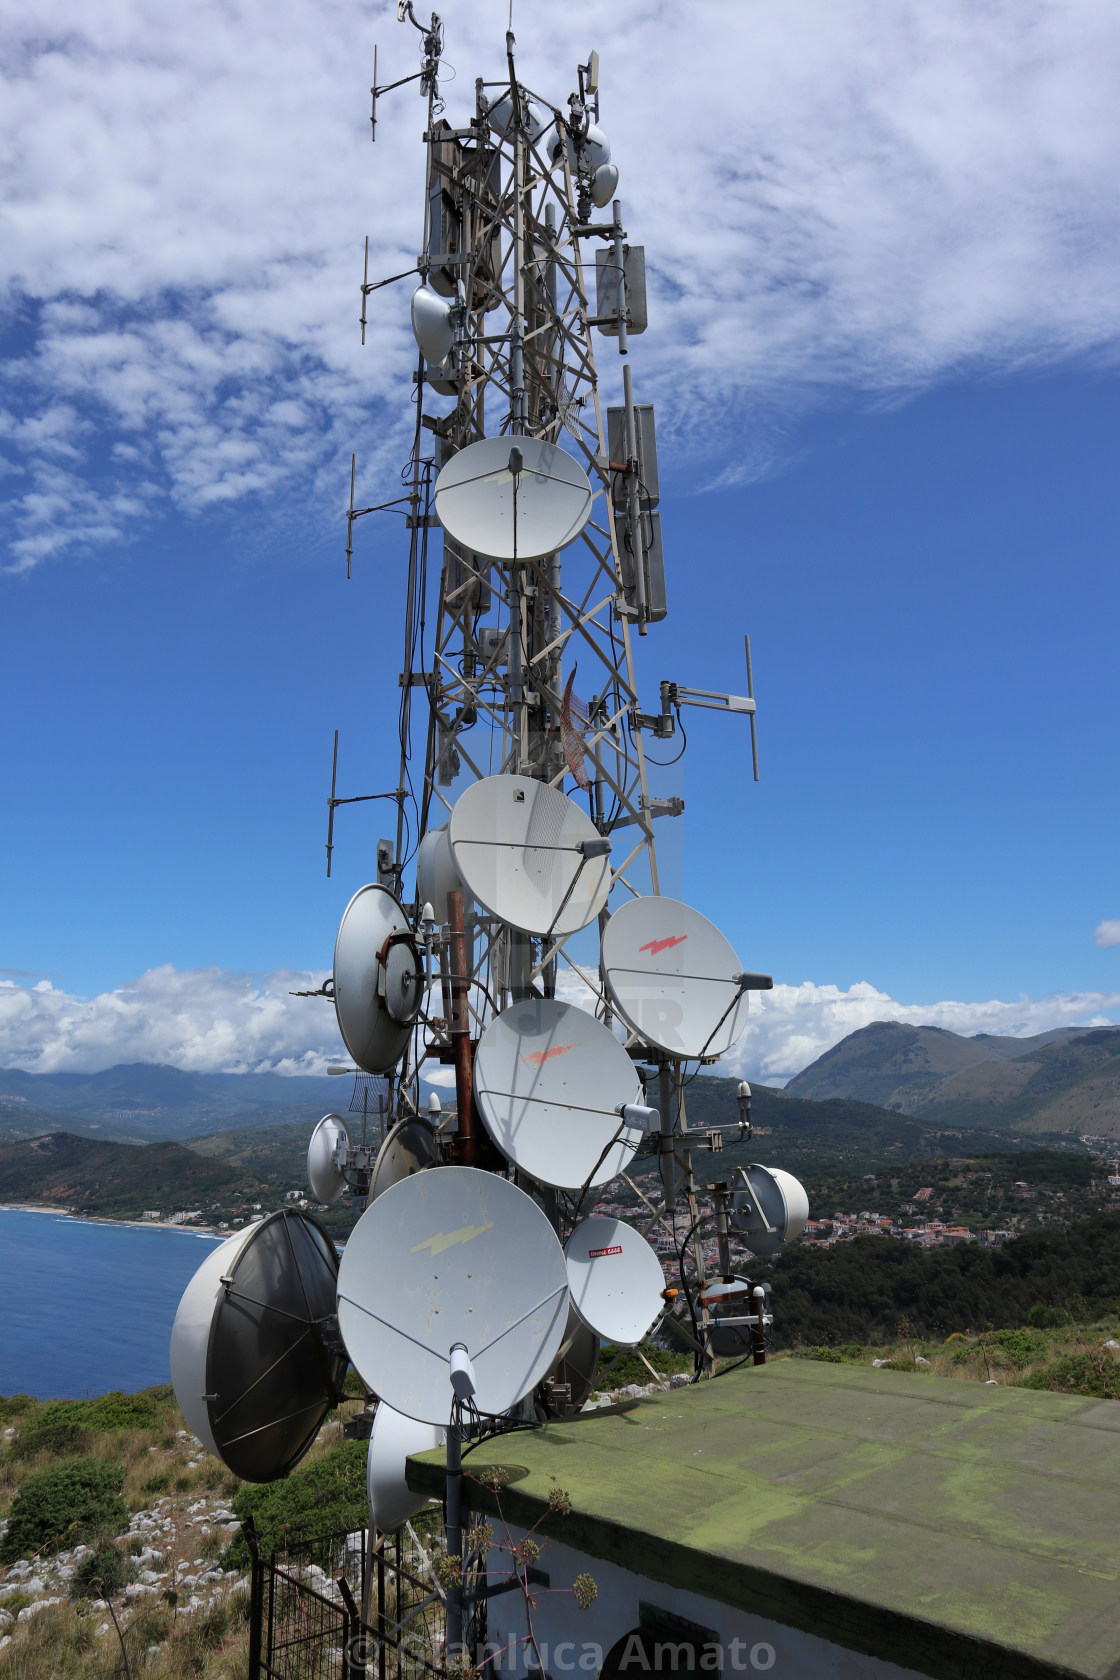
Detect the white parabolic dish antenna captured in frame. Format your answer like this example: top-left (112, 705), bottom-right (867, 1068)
top-left (730, 1165), bottom-right (809, 1256)
top-left (433, 436), bottom-right (593, 562)
top-left (416, 825), bottom-right (472, 923)
top-left (564, 1216), bottom-right (665, 1347)
top-left (369, 1116), bottom-right (438, 1202)
top-left (336, 1167), bottom-right (569, 1426)
top-left (170, 1210), bottom-right (346, 1483)
top-left (473, 998), bottom-right (642, 1191)
top-left (307, 1114), bottom-right (349, 1206)
top-left (367, 1403), bottom-right (445, 1534)
top-left (334, 884), bottom-right (423, 1074)
top-left (449, 774), bottom-right (610, 937)
top-left (601, 895), bottom-right (753, 1059)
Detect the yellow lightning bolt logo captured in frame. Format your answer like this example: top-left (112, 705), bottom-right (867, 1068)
top-left (410, 1221), bottom-right (495, 1259)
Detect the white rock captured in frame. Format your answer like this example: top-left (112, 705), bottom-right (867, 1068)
top-left (5, 1562), bottom-right (31, 1581)
top-left (17, 1597), bottom-right (61, 1621)
top-left (139, 1571), bottom-right (163, 1585)
top-left (0, 1610), bottom-right (12, 1629)
top-left (0, 1635), bottom-right (10, 1651)
top-left (1104, 1339), bottom-right (1120, 1351)
top-left (91, 1599), bottom-right (108, 1610)
top-left (187, 1499), bottom-right (207, 1515)
top-left (871, 1358), bottom-right (887, 1368)
top-left (985, 1378), bottom-right (999, 1385)
top-left (915, 1356), bottom-right (931, 1367)
top-left (96, 1621), bottom-right (109, 1634)
top-left (124, 1584), bottom-right (156, 1602)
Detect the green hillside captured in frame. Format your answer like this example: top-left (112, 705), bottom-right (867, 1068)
top-left (0, 1132), bottom-right (271, 1220)
top-left (764, 1210), bottom-right (1120, 1346)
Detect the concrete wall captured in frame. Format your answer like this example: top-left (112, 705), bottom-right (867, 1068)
top-left (480, 1526), bottom-right (928, 1680)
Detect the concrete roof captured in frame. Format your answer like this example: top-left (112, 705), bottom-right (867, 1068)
top-left (406, 1359), bottom-right (1120, 1680)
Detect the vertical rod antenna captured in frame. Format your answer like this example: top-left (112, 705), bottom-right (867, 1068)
top-left (370, 44), bottom-right (378, 142)
top-left (346, 453), bottom-right (356, 578)
top-left (326, 729), bottom-right (339, 878)
top-left (360, 236), bottom-right (369, 346)
top-left (745, 633), bottom-right (759, 782)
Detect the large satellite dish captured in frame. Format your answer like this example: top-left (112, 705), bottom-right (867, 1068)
top-left (367, 1403), bottom-right (444, 1534)
top-left (473, 998), bottom-right (643, 1191)
top-left (334, 884), bottom-right (423, 1074)
top-left (170, 1211), bottom-right (346, 1483)
top-left (565, 1216), bottom-right (664, 1347)
top-left (337, 1167), bottom-right (568, 1426)
top-left (433, 436), bottom-right (593, 562)
top-left (729, 1165), bottom-right (809, 1256)
top-left (307, 1114), bottom-right (349, 1206)
top-left (449, 775), bottom-right (610, 937)
top-left (416, 825), bottom-right (472, 922)
top-left (370, 1115), bottom-right (439, 1201)
top-left (600, 896), bottom-right (756, 1059)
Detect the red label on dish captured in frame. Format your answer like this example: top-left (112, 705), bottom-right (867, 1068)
top-left (588, 1244), bottom-right (623, 1258)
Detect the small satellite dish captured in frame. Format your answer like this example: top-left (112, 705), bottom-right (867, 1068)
top-left (729, 1165), bottom-right (809, 1256)
top-left (600, 895), bottom-right (753, 1059)
top-left (564, 1216), bottom-right (664, 1347)
top-left (334, 884), bottom-right (423, 1074)
top-left (416, 825), bottom-right (472, 922)
top-left (449, 774), bottom-right (609, 936)
top-left (487, 92), bottom-right (549, 142)
top-left (367, 1403), bottom-right (444, 1533)
top-left (434, 436), bottom-right (593, 562)
top-left (370, 1115), bottom-right (439, 1202)
top-left (170, 1210), bottom-right (346, 1483)
top-left (473, 998), bottom-right (642, 1191)
top-left (307, 1114), bottom-right (350, 1206)
top-left (337, 1167), bottom-right (569, 1426)
top-left (411, 286), bottom-right (454, 366)
top-left (549, 123), bottom-right (611, 174)
top-left (591, 163), bottom-right (619, 209)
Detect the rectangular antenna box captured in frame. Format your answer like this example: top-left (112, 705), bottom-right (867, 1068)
top-left (616, 508), bottom-right (668, 622)
top-left (595, 245), bottom-right (648, 336)
top-left (607, 403), bottom-right (660, 509)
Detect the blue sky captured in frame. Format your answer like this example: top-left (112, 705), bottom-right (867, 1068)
top-left (2, 0), bottom-right (1120, 1078)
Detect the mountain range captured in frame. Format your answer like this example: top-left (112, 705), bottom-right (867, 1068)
top-left (785, 1022), bottom-right (1120, 1136)
top-left (0, 1063), bottom-right (346, 1143)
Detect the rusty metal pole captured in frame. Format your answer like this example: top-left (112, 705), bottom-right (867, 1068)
top-left (446, 890), bottom-right (476, 1164)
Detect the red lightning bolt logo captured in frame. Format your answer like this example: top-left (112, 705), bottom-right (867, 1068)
top-left (520, 1043), bottom-right (576, 1068)
top-left (639, 934), bottom-right (688, 957)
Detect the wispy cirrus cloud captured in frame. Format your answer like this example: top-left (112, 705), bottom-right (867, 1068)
top-left (3, 1), bottom-right (1120, 566)
top-left (3, 965), bottom-right (1116, 1084)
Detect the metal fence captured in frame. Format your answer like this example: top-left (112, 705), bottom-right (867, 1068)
top-left (246, 1519), bottom-right (456, 1680)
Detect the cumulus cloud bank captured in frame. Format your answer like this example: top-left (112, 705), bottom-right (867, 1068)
top-left (1094, 919), bottom-right (1120, 948)
top-left (4, 0), bottom-right (1120, 565)
top-left (2, 965), bottom-right (1117, 1084)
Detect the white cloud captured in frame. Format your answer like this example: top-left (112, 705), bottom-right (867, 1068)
top-left (1094, 919), bottom-right (1120, 948)
top-left (3, 965), bottom-right (1117, 1086)
top-left (4, 0), bottom-right (1120, 564)
top-left (0, 966), bottom-right (342, 1076)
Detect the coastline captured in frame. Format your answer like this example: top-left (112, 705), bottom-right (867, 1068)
top-left (0, 1202), bottom-right (224, 1238)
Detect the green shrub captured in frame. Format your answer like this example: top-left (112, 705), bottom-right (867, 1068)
top-left (70, 1544), bottom-right (127, 1600)
top-left (798, 1343), bottom-right (874, 1364)
top-left (1027, 1303), bottom-right (1067, 1329)
top-left (15, 1415), bottom-right (90, 1460)
top-left (985, 1328), bottom-right (1049, 1368)
top-left (594, 1343), bottom-right (691, 1389)
top-left (0, 1394), bottom-right (35, 1424)
top-left (0, 1459), bottom-right (128, 1564)
top-left (224, 1439), bottom-right (368, 1567)
top-left (142, 1472), bottom-right (171, 1494)
top-left (1024, 1353), bottom-right (1120, 1398)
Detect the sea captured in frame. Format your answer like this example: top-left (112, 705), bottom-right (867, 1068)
top-left (0, 1207), bottom-right (223, 1401)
